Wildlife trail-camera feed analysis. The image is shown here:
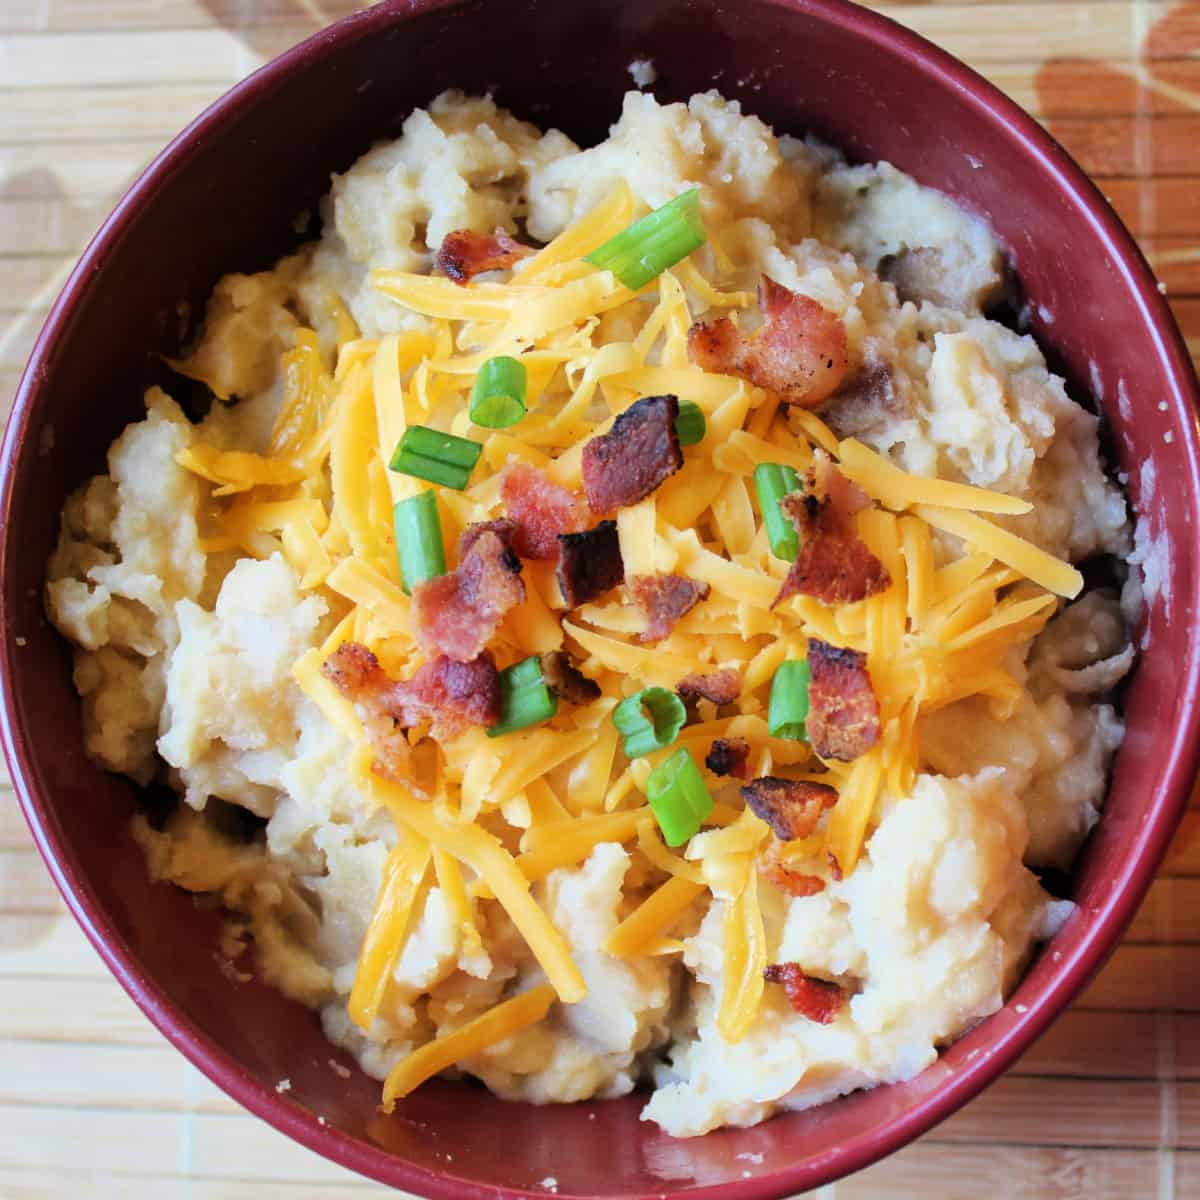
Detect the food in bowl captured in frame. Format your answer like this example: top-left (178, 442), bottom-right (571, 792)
top-left (44, 89), bottom-right (1135, 1137)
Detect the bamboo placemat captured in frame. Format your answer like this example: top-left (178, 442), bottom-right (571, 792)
top-left (3, 2), bottom-right (1200, 1196)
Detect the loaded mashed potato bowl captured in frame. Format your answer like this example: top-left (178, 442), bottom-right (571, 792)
top-left (44, 89), bottom-right (1140, 1141)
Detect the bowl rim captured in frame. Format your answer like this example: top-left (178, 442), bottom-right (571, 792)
top-left (4, 0), bottom-right (1200, 1196)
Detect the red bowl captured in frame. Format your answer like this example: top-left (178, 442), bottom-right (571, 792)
top-left (3, 1), bottom-right (1199, 1195)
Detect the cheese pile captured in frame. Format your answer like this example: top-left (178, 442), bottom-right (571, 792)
top-left (173, 180), bottom-right (1082, 1103)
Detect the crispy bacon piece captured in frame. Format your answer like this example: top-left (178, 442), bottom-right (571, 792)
top-left (805, 638), bottom-right (880, 762)
top-left (540, 650), bottom-right (601, 704)
top-left (763, 963), bottom-right (846, 1023)
top-left (706, 736), bottom-right (751, 780)
top-left (413, 523), bottom-right (525, 662)
top-left (688, 277), bottom-right (849, 409)
top-left (581, 394), bottom-right (682, 514)
top-left (759, 840), bottom-right (826, 898)
top-left (678, 669), bottom-right (742, 707)
top-left (321, 641), bottom-right (500, 756)
top-left (629, 573), bottom-right (711, 642)
top-left (811, 450), bottom-right (873, 522)
top-left (741, 777), bottom-right (838, 841)
top-left (434, 228), bottom-right (533, 284)
top-left (772, 452), bottom-right (890, 608)
top-left (457, 517), bottom-right (520, 558)
top-left (500, 463), bottom-right (589, 560)
top-left (773, 525), bottom-right (888, 608)
top-left (758, 840), bottom-right (825, 897)
top-left (556, 520), bottom-right (624, 608)
top-left (764, 861), bottom-right (826, 899)
top-left (822, 355), bottom-right (911, 441)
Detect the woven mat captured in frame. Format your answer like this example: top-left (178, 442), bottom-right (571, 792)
top-left (3, 3), bottom-right (1199, 1196)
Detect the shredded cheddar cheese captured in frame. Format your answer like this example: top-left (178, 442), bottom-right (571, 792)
top-left (913, 504), bottom-right (1083, 598)
top-left (381, 983), bottom-right (557, 1110)
top-left (838, 438), bottom-right (1033, 516)
top-left (373, 777), bottom-right (586, 1004)
top-left (717, 870), bottom-right (766, 1044)
top-left (171, 181), bottom-right (1088, 1095)
top-left (433, 848), bottom-right (483, 959)
top-left (349, 831), bottom-right (432, 1031)
top-left (604, 875), bottom-right (706, 959)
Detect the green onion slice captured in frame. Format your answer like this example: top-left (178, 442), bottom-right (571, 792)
top-left (488, 656), bottom-right (559, 738)
top-left (646, 748), bottom-right (714, 847)
top-left (389, 425), bottom-right (482, 491)
top-left (393, 490), bottom-right (447, 595)
top-left (674, 400), bottom-right (706, 447)
top-left (584, 189), bottom-right (706, 290)
top-left (754, 462), bottom-right (802, 562)
top-left (470, 355), bottom-right (527, 429)
top-left (768, 659), bottom-right (811, 741)
top-left (612, 687), bottom-right (687, 759)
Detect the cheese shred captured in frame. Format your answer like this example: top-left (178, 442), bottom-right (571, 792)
top-left (717, 870), bottom-right (767, 1044)
top-left (604, 875), bottom-right (705, 959)
top-left (382, 983), bottom-right (557, 1110)
top-left (349, 832), bottom-right (432, 1031)
top-left (373, 778), bottom-right (586, 1004)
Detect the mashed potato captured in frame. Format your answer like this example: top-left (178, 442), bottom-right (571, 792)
top-left (46, 89), bottom-right (1133, 1137)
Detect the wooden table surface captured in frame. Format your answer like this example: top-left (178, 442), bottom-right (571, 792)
top-left (4, 2), bottom-right (1200, 1196)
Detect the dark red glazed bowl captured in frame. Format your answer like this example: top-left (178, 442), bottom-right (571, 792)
top-left (3, 1), bottom-right (1199, 1196)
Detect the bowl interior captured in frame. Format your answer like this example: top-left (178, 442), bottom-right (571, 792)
top-left (4, 1), bottom-right (1199, 1197)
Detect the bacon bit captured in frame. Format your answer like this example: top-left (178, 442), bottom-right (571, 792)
top-left (772, 452), bottom-right (889, 608)
top-left (582, 394), bottom-right (682, 514)
top-left (500, 462), bottom-right (589, 560)
top-left (760, 841), bottom-right (826, 898)
top-left (457, 517), bottom-right (520, 559)
top-left (805, 638), bottom-right (880, 762)
top-left (688, 277), bottom-right (849, 409)
top-left (540, 650), bottom-right (601, 704)
top-left (321, 641), bottom-right (500, 755)
top-left (677, 669), bottom-right (742, 707)
top-left (629, 573), bottom-right (711, 642)
top-left (434, 228), bottom-right (533, 284)
top-left (765, 866), bottom-right (826, 898)
top-left (822, 355), bottom-right (911, 441)
top-left (827, 851), bottom-right (843, 882)
top-left (705, 736), bottom-right (751, 779)
top-left (741, 777), bottom-right (838, 841)
top-left (772, 530), bottom-right (888, 608)
top-left (412, 524), bottom-right (524, 662)
top-left (763, 963), bottom-right (845, 1023)
top-left (556, 520), bottom-right (624, 608)
top-left (811, 450), bottom-right (874, 523)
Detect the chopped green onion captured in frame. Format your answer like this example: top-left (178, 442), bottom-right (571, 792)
top-left (768, 659), bottom-right (811, 741)
top-left (612, 687), bottom-right (687, 759)
top-left (388, 425), bottom-right (482, 490)
top-left (393, 490), bottom-right (447, 595)
top-left (584, 188), bottom-right (706, 290)
top-left (754, 462), bottom-right (802, 562)
top-left (646, 748), bottom-right (714, 847)
top-left (674, 400), bottom-right (706, 447)
top-left (470, 356), bottom-right (527, 429)
top-left (488, 656), bottom-right (559, 738)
